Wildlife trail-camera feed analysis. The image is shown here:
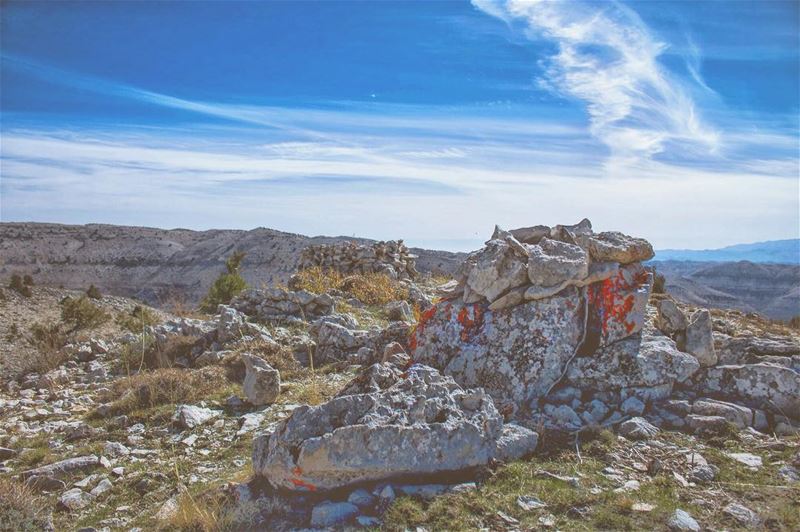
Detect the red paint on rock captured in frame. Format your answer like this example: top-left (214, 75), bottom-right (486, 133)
top-left (456, 303), bottom-right (484, 342)
top-left (588, 268), bottom-right (642, 338)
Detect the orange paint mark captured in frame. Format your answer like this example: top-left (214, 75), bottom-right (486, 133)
top-left (588, 268), bottom-right (641, 339)
top-left (290, 477), bottom-right (317, 491)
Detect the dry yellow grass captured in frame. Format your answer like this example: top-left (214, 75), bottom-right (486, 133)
top-left (104, 367), bottom-right (228, 416)
top-left (291, 266), bottom-right (408, 305)
top-left (0, 477), bottom-right (50, 531)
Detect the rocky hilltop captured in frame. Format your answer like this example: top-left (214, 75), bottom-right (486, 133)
top-left (0, 222), bottom-right (464, 305)
top-left (1, 218), bottom-right (797, 530)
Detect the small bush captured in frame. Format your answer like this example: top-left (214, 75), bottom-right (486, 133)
top-left (61, 296), bottom-right (109, 331)
top-left (201, 251), bottom-right (248, 313)
top-left (22, 274), bottom-right (34, 286)
top-left (86, 284), bottom-right (102, 299)
top-left (8, 274), bottom-right (32, 297)
top-left (143, 335), bottom-right (199, 369)
top-left (291, 266), bottom-right (408, 305)
top-left (26, 321), bottom-right (69, 373)
top-left (116, 305), bottom-right (159, 332)
top-left (0, 477), bottom-right (49, 531)
top-left (105, 367), bottom-right (227, 416)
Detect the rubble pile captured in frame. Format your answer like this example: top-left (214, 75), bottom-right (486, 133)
top-left (298, 240), bottom-right (419, 280)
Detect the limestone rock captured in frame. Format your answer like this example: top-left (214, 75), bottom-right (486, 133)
top-left (691, 398), bottom-right (752, 428)
top-left (668, 509), bottom-right (700, 531)
top-left (241, 354), bottom-right (280, 406)
top-left (723, 503), bottom-right (760, 527)
top-left (59, 488), bottom-right (94, 511)
top-left (494, 424), bottom-right (539, 461)
top-left (385, 300), bottom-right (413, 322)
top-left (173, 405), bottom-right (221, 430)
top-left (22, 455), bottom-right (100, 481)
top-left (462, 238), bottom-right (529, 303)
top-left (700, 363), bottom-right (800, 419)
top-left (567, 333), bottom-right (700, 392)
top-left (685, 309), bottom-right (716, 366)
top-left (310, 501), bottom-right (359, 528)
top-left (584, 231), bottom-right (654, 264)
top-left (619, 417), bottom-right (660, 440)
top-left (526, 238), bottom-right (589, 289)
top-left (412, 289), bottom-right (584, 414)
top-left (655, 299), bottom-right (687, 336)
top-left (581, 263), bottom-right (651, 350)
top-left (253, 365), bottom-right (503, 491)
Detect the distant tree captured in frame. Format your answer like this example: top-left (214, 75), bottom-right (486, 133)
top-left (86, 284), bottom-right (102, 300)
top-left (200, 251), bottom-right (248, 313)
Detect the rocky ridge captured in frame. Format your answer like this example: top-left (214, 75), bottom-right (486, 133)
top-left (0, 221), bottom-right (798, 530)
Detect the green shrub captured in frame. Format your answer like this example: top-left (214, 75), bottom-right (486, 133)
top-left (61, 296), bottom-right (109, 331)
top-left (86, 284), bottom-right (102, 299)
top-left (201, 251), bottom-right (248, 312)
top-left (8, 274), bottom-right (32, 297)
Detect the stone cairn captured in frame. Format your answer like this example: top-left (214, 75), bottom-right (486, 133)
top-left (298, 240), bottom-right (419, 280)
top-left (412, 218), bottom-right (656, 418)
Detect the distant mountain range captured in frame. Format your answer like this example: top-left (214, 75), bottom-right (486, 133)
top-left (655, 239), bottom-right (799, 264)
top-left (1, 222), bottom-right (797, 320)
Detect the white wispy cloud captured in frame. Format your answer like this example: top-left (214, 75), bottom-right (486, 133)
top-left (473, 0), bottom-right (720, 166)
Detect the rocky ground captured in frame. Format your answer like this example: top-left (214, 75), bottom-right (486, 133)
top-left (0, 221), bottom-right (798, 531)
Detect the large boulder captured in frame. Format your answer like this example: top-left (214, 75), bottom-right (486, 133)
top-left (253, 365), bottom-right (513, 491)
top-left (698, 363), bottom-right (800, 419)
top-left (567, 332), bottom-right (700, 392)
top-left (411, 288), bottom-right (585, 414)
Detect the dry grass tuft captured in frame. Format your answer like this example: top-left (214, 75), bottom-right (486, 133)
top-left (227, 339), bottom-right (302, 380)
top-left (105, 367), bottom-right (228, 416)
top-left (0, 477), bottom-right (50, 531)
top-left (23, 321), bottom-right (70, 374)
top-left (166, 490), bottom-right (231, 532)
top-left (147, 335), bottom-right (199, 369)
top-left (291, 266), bottom-right (408, 305)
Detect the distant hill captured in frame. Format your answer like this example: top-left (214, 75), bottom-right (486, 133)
top-left (651, 260), bottom-right (800, 320)
top-left (655, 239), bottom-right (799, 264)
top-left (0, 222), bottom-right (464, 305)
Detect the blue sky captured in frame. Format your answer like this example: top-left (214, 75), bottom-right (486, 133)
top-left (1, 0), bottom-right (798, 251)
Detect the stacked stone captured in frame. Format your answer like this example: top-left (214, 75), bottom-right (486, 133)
top-left (411, 219), bottom-right (799, 433)
top-left (231, 287), bottom-right (334, 324)
top-left (298, 240), bottom-right (419, 280)
top-left (413, 219), bottom-right (655, 418)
